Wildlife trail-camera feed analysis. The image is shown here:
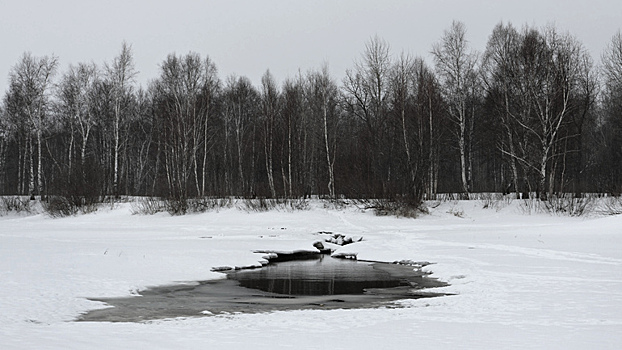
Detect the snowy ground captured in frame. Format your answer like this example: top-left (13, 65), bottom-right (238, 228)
top-left (1, 199), bottom-right (621, 349)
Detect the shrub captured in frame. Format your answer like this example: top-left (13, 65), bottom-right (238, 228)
top-left (0, 196), bottom-right (33, 215)
top-left (364, 197), bottom-right (425, 218)
top-left (518, 193), bottom-right (595, 217)
top-left (130, 197), bottom-right (166, 215)
top-left (42, 196), bottom-right (79, 217)
top-left (518, 197), bottom-right (542, 215)
top-left (543, 194), bottom-right (595, 217)
top-left (479, 193), bottom-right (512, 211)
top-left (131, 196), bottom-right (235, 215)
top-left (322, 198), bottom-right (352, 210)
top-left (43, 160), bottom-right (105, 217)
top-left (42, 194), bottom-right (102, 218)
top-left (186, 197), bottom-right (233, 213)
top-left (600, 196), bottom-right (622, 215)
top-left (238, 198), bottom-right (309, 212)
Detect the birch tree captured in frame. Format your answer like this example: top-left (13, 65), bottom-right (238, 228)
top-left (222, 76), bottom-right (258, 196)
top-left (307, 64), bottom-right (340, 198)
top-left (260, 70), bottom-right (279, 197)
top-left (482, 22), bottom-right (524, 197)
top-left (281, 77), bottom-right (304, 197)
top-left (152, 52), bottom-right (218, 209)
top-left (517, 27), bottom-right (586, 200)
top-left (389, 53), bottom-right (418, 199)
top-left (414, 60), bottom-right (443, 198)
top-left (105, 42), bottom-right (136, 197)
top-left (2, 80), bottom-right (29, 194)
top-left (432, 20), bottom-right (480, 194)
top-left (57, 62), bottom-right (99, 172)
top-left (5, 52), bottom-right (58, 199)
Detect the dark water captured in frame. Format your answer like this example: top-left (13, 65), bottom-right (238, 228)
top-left (229, 257), bottom-right (404, 295)
top-left (78, 256), bottom-right (449, 322)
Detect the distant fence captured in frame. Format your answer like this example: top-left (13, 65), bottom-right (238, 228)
top-left (423, 192), bottom-right (613, 201)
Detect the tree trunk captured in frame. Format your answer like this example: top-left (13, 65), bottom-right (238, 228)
top-left (29, 137), bottom-right (35, 200)
top-left (18, 136), bottom-right (24, 194)
top-left (250, 124), bottom-right (257, 196)
top-left (401, 103), bottom-right (415, 198)
top-left (265, 143), bottom-right (276, 197)
top-left (264, 115), bottom-right (276, 197)
top-left (68, 125), bottom-right (74, 174)
top-left (236, 125), bottom-right (245, 195)
top-left (113, 109), bottom-right (120, 197)
top-left (428, 95), bottom-right (435, 199)
top-left (36, 129), bottom-right (43, 199)
top-left (0, 140), bottom-right (5, 192)
top-left (539, 149), bottom-right (548, 201)
top-left (81, 127), bottom-right (90, 168)
top-left (459, 116), bottom-right (469, 195)
top-left (201, 108), bottom-right (209, 197)
top-left (288, 113), bottom-right (293, 198)
top-left (323, 97), bottom-right (335, 199)
top-left (503, 92), bottom-right (520, 199)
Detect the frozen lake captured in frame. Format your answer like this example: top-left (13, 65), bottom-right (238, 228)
top-left (1, 199), bottom-right (621, 349)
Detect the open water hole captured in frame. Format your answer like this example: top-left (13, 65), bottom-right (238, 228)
top-left (232, 256), bottom-right (422, 295)
top-left (79, 255), bottom-right (449, 322)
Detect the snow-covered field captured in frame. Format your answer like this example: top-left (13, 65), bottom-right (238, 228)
top-left (1, 199), bottom-right (621, 349)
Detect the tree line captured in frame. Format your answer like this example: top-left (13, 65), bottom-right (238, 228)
top-left (1, 21), bottom-right (621, 211)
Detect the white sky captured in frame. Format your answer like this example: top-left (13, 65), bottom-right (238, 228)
top-left (1, 0), bottom-right (621, 93)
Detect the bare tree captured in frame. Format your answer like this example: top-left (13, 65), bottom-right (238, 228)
top-left (203, 59), bottom-right (220, 196)
top-left (152, 52), bottom-right (218, 208)
top-left (432, 20), bottom-right (480, 194)
top-left (482, 22), bottom-right (524, 197)
top-left (597, 31), bottom-right (622, 192)
top-left (418, 61), bottom-right (444, 198)
top-left (342, 35), bottom-right (392, 195)
top-left (281, 77), bottom-right (303, 197)
top-left (602, 30), bottom-right (622, 93)
top-left (5, 52), bottom-right (58, 199)
top-left (565, 50), bottom-right (597, 195)
top-left (105, 42), bottom-right (137, 197)
top-left (0, 103), bottom-right (7, 192)
top-left (389, 52), bottom-right (417, 198)
top-left (518, 27), bottom-right (587, 200)
top-left (56, 62), bottom-right (99, 172)
top-left (260, 70), bottom-right (279, 197)
top-left (307, 64), bottom-right (340, 198)
top-left (222, 76), bottom-right (259, 196)
top-left (2, 80), bottom-right (29, 194)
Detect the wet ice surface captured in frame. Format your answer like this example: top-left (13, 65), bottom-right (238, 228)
top-left (79, 256), bottom-right (449, 322)
top-left (232, 256), bottom-right (436, 295)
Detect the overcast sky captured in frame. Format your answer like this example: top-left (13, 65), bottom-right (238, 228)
top-left (1, 0), bottom-right (621, 93)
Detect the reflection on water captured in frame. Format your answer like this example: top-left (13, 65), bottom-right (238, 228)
top-left (228, 256), bottom-right (405, 296)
